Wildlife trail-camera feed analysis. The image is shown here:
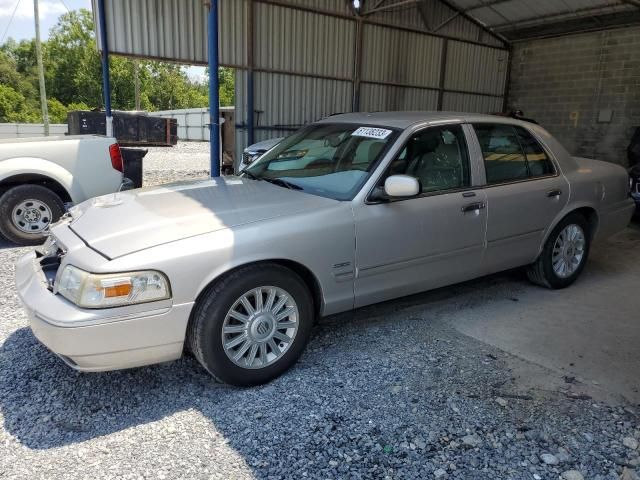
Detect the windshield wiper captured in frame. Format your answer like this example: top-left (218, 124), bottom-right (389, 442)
top-left (262, 178), bottom-right (304, 190)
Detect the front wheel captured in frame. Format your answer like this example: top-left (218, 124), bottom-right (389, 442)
top-left (187, 263), bottom-right (314, 386)
top-left (0, 185), bottom-right (65, 246)
top-left (527, 213), bottom-right (591, 289)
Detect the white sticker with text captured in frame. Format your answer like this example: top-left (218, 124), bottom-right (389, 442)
top-left (351, 127), bottom-right (392, 139)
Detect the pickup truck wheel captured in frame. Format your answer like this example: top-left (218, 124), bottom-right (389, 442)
top-left (527, 213), bottom-right (591, 289)
top-left (0, 185), bottom-right (65, 246)
top-left (187, 263), bottom-right (314, 386)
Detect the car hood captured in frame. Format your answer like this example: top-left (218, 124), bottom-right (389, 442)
top-left (245, 137), bottom-right (283, 153)
top-left (68, 176), bottom-right (337, 259)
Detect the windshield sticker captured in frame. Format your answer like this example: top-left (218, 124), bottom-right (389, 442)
top-left (351, 127), bottom-right (392, 139)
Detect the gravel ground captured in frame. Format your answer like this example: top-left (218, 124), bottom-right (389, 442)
top-left (142, 142), bottom-right (210, 186)
top-left (1, 145), bottom-right (639, 479)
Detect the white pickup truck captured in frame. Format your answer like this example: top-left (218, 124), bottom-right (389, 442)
top-left (0, 135), bottom-right (128, 245)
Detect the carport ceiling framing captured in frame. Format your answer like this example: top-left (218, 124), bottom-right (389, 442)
top-left (357, 0), bottom-right (509, 43)
top-left (441, 0), bottom-right (640, 41)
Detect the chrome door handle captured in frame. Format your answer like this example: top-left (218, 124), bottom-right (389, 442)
top-left (547, 189), bottom-right (562, 198)
top-left (462, 202), bottom-right (485, 213)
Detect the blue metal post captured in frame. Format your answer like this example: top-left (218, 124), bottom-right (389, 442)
top-left (208, 0), bottom-right (221, 177)
top-left (247, 0), bottom-right (255, 146)
top-left (97, 0), bottom-right (113, 137)
top-left (247, 71), bottom-right (255, 146)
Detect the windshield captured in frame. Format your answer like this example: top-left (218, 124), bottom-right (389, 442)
top-left (244, 123), bottom-right (399, 200)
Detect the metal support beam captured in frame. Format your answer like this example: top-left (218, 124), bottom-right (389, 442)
top-left (464, 0), bottom-right (512, 12)
top-left (257, 0), bottom-right (508, 49)
top-left (352, 16), bottom-right (364, 112)
top-left (33, 0), bottom-right (49, 136)
top-left (490, 4), bottom-right (629, 31)
top-left (416, 0), bottom-right (432, 30)
top-left (432, 12), bottom-right (459, 32)
top-left (433, 0), bottom-right (510, 45)
top-left (501, 47), bottom-right (512, 112)
top-left (97, 0), bottom-right (113, 136)
top-left (437, 38), bottom-right (448, 110)
top-left (364, 0), bottom-right (417, 15)
top-left (247, 0), bottom-right (255, 146)
top-left (207, 0), bottom-right (221, 177)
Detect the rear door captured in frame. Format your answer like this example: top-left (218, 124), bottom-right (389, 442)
top-left (353, 123), bottom-right (487, 308)
top-left (469, 123), bottom-right (569, 273)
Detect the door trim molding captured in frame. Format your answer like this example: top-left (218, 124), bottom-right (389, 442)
top-left (357, 244), bottom-right (484, 279)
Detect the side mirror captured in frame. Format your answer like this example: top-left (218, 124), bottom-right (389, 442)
top-left (369, 175), bottom-right (421, 202)
top-left (384, 175), bottom-right (420, 198)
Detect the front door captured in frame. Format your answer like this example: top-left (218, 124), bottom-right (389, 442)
top-left (353, 124), bottom-right (487, 308)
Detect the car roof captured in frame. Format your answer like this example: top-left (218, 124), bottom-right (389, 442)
top-left (317, 111), bottom-right (532, 129)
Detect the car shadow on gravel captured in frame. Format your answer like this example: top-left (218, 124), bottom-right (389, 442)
top-left (0, 238), bottom-right (20, 250)
top-left (1, 270), bottom-right (638, 479)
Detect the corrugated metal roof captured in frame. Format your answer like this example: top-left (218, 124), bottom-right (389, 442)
top-left (361, 24), bottom-right (444, 87)
top-left (444, 40), bottom-right (508, 95)
top-left (92, 0), bottom-right (247, 65)
top-left (359, 83), bottom-right (439, 111)
top-left (254, 2), bottom-right (356, 78)
top-left (442, 0), bottom-right (640, 40)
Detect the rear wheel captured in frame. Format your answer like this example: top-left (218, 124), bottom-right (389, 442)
top-left (187, 263), bottom-right (314, 386)
top-left (527, 213), bottom-right (591, 289)
top-left (0, 185), bottom-right (65, 245)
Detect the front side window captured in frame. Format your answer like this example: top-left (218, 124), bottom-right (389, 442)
top-left (474, 123), bottom-right (555, 184)
top-left (245, 124), bottom-right (398, 200)
top-left (381, 124), bottom-right (471, 193)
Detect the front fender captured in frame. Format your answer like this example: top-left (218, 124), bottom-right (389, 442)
top-left (0, 157), bottom-right (77, 202)
top-left (102, 204), bottom-right (357, 317)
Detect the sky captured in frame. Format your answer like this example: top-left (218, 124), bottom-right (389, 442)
top-left (0, 0), bottom-right (206, 81)
top-left (0, 0), bottom-right (91, 43)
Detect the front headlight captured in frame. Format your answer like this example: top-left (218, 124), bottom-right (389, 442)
top-left (56, 265), bottom-right (171, 308)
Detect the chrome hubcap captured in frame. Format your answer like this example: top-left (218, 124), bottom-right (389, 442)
top-left (552, 224), bottom-right (586, 278)
top-left (12, 199), bottom-right (52, 234)
top-left (222, 286), bottom-right (299, 369)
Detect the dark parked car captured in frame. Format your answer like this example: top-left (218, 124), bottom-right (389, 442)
top-left (630, 164), bottom-right (640, 215)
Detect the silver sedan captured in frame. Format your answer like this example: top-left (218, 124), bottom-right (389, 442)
top-left (16, 112), bottom-right (635, 386)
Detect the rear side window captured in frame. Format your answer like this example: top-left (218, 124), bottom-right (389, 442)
top-left (474, 124), bottom-right (527, 183)
top-left (474, 124), bottom-right (555, 184)
top-left (514, 127), bottom-right (555, 177)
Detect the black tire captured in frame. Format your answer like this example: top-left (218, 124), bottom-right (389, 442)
top-left (187, 263), bottom-right (314, 386)
top-left (527, 212), bottom-right (591, 289)
top-left (0, 184), bottom-right (65, 246)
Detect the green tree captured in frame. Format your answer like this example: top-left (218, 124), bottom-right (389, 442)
top-left (0, 84), bottom-right (39, 122)
top-left (46, 9), bottom-right (97, 106)
top-left (219, 67), bottom-right (235, 106)
top-left (47, 98), bottom-right (68, 123)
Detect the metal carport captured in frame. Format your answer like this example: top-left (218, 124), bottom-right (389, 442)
top-left (92, 0), bottom-right (640, 173)
top-left (92, 0), bottom-right (511, 175)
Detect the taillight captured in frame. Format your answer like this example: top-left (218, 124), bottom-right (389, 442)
top-left (109, 143), bottom-right (124, 173)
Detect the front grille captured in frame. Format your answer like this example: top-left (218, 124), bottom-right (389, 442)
top-left (242, 152), bottom-right (252, 165)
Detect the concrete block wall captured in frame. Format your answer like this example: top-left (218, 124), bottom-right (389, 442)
top-left (508, 26), bottom-right (640, 166)
top-left (0, 123), bottom-right (67, 139)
